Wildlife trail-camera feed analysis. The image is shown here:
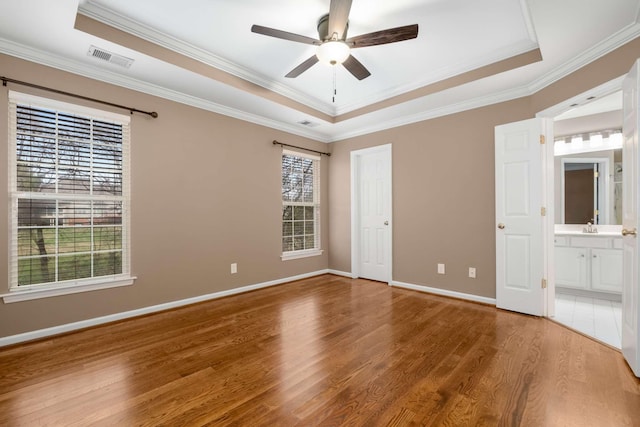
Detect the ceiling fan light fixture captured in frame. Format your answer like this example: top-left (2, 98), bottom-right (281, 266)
top-left (251, 1), bottom-right (418, 79)
top-left (316, 41), bottom-right (350, 65)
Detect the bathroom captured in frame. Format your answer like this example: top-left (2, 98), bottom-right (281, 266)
top-left (552, 91), bottom-right (623, 348)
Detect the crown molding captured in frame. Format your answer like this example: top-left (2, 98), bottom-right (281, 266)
top-left (536, 75), bottom-right (625, 119)
top-left (333, 41), bottom-right (539, 115)
top-left (2, 9), bottom-right (639, 146)
top-left (527, 21), bottom-right (640, 93)
top-left (330, 18), bottom-right (640, 142)
top-left (520, 0), bottom-right (539, 43)
top-left (329, 85), bottom-right (532, 142)
top-left (7, 31), bottom-right (525, 144)
top-left (336, 17), bottom-right (640, 117)
top-left (78, 0), bottom-right (337, 117)
top-left (0, 38), bottom-right (331, 143)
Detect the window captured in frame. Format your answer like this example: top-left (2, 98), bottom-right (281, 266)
top-left (7, 92), bottom-right (133, 300)
top-left (281, 150), bottom-right (322, 260)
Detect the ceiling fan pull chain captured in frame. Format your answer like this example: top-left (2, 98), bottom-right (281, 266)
top-left (333, 67), bottom-right (337, 103)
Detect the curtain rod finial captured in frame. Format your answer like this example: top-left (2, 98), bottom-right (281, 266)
top-left (150, 112), bottom-right (158, 118)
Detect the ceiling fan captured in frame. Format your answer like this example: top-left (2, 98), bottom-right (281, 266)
top-left (251, 0), bottom-right (419, 80)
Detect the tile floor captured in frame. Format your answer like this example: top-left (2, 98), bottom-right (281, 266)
top-left (553, 292), bottom-right (622, 348)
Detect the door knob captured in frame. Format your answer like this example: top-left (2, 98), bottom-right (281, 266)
top-left (384, 221), bottom-right (389, 226)
top-left (622, 228), bottom-right (637, 237)
top-left (497, 223), bottom-right (505, 229)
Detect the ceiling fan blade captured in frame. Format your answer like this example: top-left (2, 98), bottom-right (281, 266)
top-left (343, 55), bottom-right (371, 80)
top-left (251, 25), bottom-right (320, 45)
top-left (346, 24), bottom-right (419, 48)
top-left (285, 55), bottom-right (319, 78)
top-left (328, 0), bottom-right (352, 39)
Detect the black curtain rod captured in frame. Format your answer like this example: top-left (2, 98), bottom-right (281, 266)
top-left (1, 76), bottom-right (158, 118)
top-left (273, 140), bottom-right (331, 156)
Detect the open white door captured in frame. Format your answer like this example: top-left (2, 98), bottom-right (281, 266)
top-left (351, 144), bottom-right (392, 283)
top-left (621, 59), bottom-right (640, 377)
top-left (495, 118), bottom-right (551, 316)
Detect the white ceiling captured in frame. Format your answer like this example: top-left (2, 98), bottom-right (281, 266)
top-left (555, 91), bottom-right (623, 121)
top-left (0, 0), bottom-right (639, 142)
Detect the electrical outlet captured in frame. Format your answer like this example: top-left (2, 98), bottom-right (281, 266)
top-left (437, 263), bottom-right (445, 274)
top-left (231, 263), bottom-right (237, 274)
top-left (469, 267), bottom-right (476, 278)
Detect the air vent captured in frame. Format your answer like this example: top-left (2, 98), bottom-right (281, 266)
top-left (297, 120), bottom-right (320, 128)
top-left (87, 46), bottom-right (134, 69)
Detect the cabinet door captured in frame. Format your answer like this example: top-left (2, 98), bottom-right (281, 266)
top-left (591, 248), bottom-right (623, 293)
top-left (555, 246), bottom-right (588, 289)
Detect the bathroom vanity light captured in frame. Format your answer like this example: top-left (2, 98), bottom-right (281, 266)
top-left (555, 130), bottom-right (622, 156)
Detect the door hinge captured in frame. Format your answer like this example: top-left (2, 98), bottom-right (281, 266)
top-left (541, 278), bottom-right (547, 289)
top-left (541, 207), bottom-right (547, 216)
top-left (540, 135), bottom-right (546, 145)
top-left (594, 171), bottom-right (599, 178)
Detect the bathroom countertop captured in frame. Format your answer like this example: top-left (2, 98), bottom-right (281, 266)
top-left (554, 230), bottom-right (621, 237)
top-left (554, 225), bottom-right (622, 237)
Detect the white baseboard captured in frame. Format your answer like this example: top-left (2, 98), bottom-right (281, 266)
top-left (327, 269), bottom-right (353, 278)
top-left (391, 280), bottom-right (497, 306)
top-left (0, 269), bottom-right (331, 347)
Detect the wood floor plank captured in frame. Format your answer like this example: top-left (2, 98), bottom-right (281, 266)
top-left (0, 274), bottom-right (638, 426)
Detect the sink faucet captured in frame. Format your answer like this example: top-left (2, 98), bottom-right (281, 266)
top-left (583, 222), bottom-right (598, 233)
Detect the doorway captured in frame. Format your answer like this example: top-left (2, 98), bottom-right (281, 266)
top-left (350, 144), bottom-right (392, 283)
top-left (497, 66), bottom-right (640, 375)
top-left (541, 81), bottom-right (624, 348)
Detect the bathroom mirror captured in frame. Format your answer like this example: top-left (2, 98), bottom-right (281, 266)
top-left (555, 149), bottom-right (622, 225)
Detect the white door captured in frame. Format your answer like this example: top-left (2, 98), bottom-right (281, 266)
top-left (621, 59), bottom-right (640, 377)
top-left (495, 118), bottom-right (550, 316)
top-left (351, 144), bottom-right (392, 282)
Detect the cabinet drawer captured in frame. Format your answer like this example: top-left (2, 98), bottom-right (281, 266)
top-left (569, 236), bottom-right (611, 248)
top-left (554, 236), bottom-right (569, 246)
top-left (613, 238), bottom-right (623, 249)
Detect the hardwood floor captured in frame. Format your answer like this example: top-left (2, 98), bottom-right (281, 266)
top-left (0, 274), bottom-right (638, 426)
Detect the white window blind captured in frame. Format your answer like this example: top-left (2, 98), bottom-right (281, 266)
top-left (281, 149), bottom-right (321, 258)
top-left (8, 92), bottom-right (131, 291)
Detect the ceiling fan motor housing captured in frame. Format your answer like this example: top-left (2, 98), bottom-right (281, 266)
top-left (317, 14), bottom-right (348, 41)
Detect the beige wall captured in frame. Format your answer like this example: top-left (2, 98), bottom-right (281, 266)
top-left (328, 37), bottom-right (640, 298)
top-left (328, 99), bottom-right (532, 297)
top-left (0, 54), bottom-right (329, 337)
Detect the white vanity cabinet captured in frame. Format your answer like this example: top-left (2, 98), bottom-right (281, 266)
top-left (555, 245), bottom-right (588, 289)
top-left (554, 234), bottom-right (622, 294)
top-left (591, 248), bottom-right (623, 292)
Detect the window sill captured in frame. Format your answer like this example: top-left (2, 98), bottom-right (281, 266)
top-left (281, 249), bottom-right (324, 261)
top-left (1, 276), bottom-right (136, 303)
